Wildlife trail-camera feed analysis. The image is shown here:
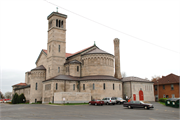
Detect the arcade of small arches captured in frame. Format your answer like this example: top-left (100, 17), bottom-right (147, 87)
top-left (31, 71), bottom-right (46, 79)
top-left (82, 54), bottom-right (114, 67)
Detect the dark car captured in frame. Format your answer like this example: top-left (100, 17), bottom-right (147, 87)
top-left (123, 101), bottom-right (154, 109)
top-left (89, 99), bottom-right (104, 106)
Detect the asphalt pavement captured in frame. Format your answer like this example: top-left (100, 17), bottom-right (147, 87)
top-left (0, 102), bottom-right (179, 120)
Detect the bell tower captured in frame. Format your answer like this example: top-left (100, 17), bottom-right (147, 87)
top-left (47, 11), bottom-right (67, 79)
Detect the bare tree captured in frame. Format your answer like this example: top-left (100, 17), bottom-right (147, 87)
top-left (0, 91), bottom-right (4, 99)
top-left (151, 75), bottom-right (161, 82)
top-left (4, 92), bottom-right (12, 99)
top-left (121, 72), bottom-right (127, 78)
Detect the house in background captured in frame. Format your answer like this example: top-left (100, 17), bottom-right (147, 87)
top-left (154, 73), bottom-right (180, 101)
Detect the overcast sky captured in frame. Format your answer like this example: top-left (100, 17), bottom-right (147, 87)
top-left (0, 0), bottom-right (179, 94)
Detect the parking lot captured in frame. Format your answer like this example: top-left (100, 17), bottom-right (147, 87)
top-left (0, 102), bottom-right (179, 120)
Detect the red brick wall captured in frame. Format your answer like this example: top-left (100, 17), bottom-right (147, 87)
top-left (154, 83), bottom-right (179, 101)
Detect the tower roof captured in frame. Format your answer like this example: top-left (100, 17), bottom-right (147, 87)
top-left (31, 65), bottom-right (46, 71)
top-left (47, 12), bottom-right (67, 20)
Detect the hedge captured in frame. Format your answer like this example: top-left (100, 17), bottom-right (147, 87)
top-left (159, 98), bottom-right (168, 103)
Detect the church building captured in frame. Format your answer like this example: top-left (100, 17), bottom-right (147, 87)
top-left (12, 11), bottom-right (154, 103)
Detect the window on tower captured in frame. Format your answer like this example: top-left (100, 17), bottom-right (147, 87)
top-left (61, 20), bottom-right (63, 28)
top-left (49, 21), bottom-right (52, 29)
top-left (56, 19), bottom-right (58, 27)
top-left (59, 20), bottom-right (61, 27)
top-left (59, 45), bottom-right (60, 52)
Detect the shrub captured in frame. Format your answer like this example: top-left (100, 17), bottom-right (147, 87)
top-left (12, 93), bottom-right (19, 104)
top-left (19, 93), bottom-right (26, 103)
top-left (159, 98), bottom-right (168, 103)
top-left (37, 101), bottom-right (42, 104)
top-left (49, 102), bottom-right (51, 104)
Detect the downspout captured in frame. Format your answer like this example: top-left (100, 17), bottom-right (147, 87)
top-left (64, 80), bottom-right (66, 92)
top-left (129, 81), bottom-right (132, 100)
top-left (122, 81), bottom-right (124, 99)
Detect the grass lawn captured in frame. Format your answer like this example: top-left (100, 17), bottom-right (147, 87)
top-left (49, 103), bottom-right (89, 105)
top-left (158, 102), bottom-right (165, 106)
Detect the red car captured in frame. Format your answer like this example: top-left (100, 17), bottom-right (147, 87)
top-left (89, 99), bottom-right (104, 106)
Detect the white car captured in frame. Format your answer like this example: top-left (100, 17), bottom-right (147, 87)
top-left (112, 97), bottom-right (126, 104)
top-left (102, 97), bottom-right (116, 105)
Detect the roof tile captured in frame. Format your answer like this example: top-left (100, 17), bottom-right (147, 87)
top-left (12, 83), bottom-right (27, 87)
top-left (154, 73), bottom-right (179, 85)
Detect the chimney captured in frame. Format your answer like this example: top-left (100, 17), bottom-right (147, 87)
top-left (114, 38), bottom-right (122, 79)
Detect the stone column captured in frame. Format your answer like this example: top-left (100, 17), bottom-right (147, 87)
top-left (114, 38), bottom-right (122, 79)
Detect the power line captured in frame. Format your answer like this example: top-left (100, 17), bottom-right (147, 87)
top-left (44, 0), bottom-right (180, 54)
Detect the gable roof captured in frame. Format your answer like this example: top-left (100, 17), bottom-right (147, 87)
top-left (66, 45), bottom-right (96, 59)
top-left (12, 83), bottom-right (27, 87)
top-left (154, 73), bottom-right (180, 85)
top-left (35, 49), bottom-right (73, 64)
top-left (122, 77), bottom-right (152, 83)
top-left (84, 47), bottom-right (113, 56)
top-left (35, 49), bottom-right (48, 64)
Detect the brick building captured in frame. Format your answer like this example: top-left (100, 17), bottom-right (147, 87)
top-left (154, 73), bottom-right (180, 101)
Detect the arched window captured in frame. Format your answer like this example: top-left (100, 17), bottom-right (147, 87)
top-left (77, 66), bottom-right (79, 72)
top-left (59, 20), bottom-right (61, 27)
top-left (119, 84), bottom-right (121, 90)
top-left (49, 21), bottom-right (52, 29)
top-left (56, 19), bottom-right (58, 27)
top-left (58, 45), bottom-right (60, 52)
top-left (73, 84), bottom-right (75, 90)
top-left (93, 83), bottom-right (95, 90)
top-left (58, 67), bottom-right (60, 73)
top-left (61, 20), bottom-right (63, 28)
top-left (103, 83), bottom-right (105, 90)
top-left (35, 83), bottom-right (37, 90)
top-left (83, 84), bottom-right (85, 90)
top-left (56, 83), bottom-right (58, 90)
top-left (113, 83), bottom-right (115, 90)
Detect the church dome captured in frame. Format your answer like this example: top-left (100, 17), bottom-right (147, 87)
top-left (81, 48), bottom-right (114, 77)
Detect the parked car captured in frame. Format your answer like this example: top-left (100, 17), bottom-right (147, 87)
top-left (112, 97), bottom-right (126, 104)
top-left (123, 101), bottom-right (154, 109)
top-left (102, 97), bottom-right (116, 105)
top-left (89, 99), bottom-right (104, 106)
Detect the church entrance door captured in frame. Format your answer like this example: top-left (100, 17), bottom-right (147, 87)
top-left (133, 94), bottom-right (136, 101)
top-left (139, 90), bottom-right (144, 101)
